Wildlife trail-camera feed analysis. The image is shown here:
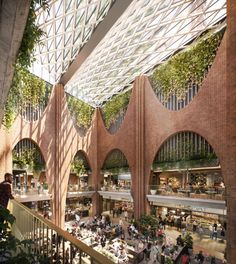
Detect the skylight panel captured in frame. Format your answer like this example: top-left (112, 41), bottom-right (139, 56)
top-left (66, 0), bottom-right (226, 107)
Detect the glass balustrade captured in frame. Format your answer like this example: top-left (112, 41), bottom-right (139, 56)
top-left (100, 185), bottom-right (131, 193)
top-left (148, 185), bottom-right (225, 200)
top-left (67, 185), bottom-right (95, 192)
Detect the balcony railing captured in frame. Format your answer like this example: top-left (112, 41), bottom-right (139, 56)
top-left (8, 200), bottom-right (114, 264)
top-left (148, 185), bottom-right (225, 200)
top-left (67, 185), bottom-right (95, 192)
top-left (100, 185), bottom-right (131, 193)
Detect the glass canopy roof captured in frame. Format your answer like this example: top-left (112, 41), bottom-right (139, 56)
top-left (31, 0), bottom-right (226, 107)
top-left (31, 0), bottom-right (116, 83)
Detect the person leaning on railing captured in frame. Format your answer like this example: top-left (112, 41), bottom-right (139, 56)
top-left (0, 173), bottom-right (14, 208)
top-left (0, 173), bottom-right (15, 233)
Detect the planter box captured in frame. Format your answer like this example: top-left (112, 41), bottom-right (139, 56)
top-left (150, 189), bottom-right (157, 195)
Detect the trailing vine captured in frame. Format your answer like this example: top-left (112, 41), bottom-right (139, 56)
top-left (67, 94), bottom-right (95, 128)
top-left (71, 158), bottom-right (86, 175)
top-left (2, 67), bottom-right (48, 129)
top-left (17, 0), bottom-right (48, 68)
top-left (2, 0), bottom-right (49, 129)
top-left (150, 28), bottom-right (225, 100)
top-left (12, 148), bottom-right (44, 172)
top-left (101, 90), bottom-right (131, 129)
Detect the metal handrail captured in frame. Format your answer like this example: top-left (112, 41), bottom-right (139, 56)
top-left (8, 199), bottom-right (114, 264)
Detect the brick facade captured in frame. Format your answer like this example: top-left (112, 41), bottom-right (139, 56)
top-left (0, 28), bottom-right (235, 261)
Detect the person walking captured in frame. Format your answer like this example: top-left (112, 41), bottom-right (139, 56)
top-left (0, 173), bottom-right (14, 208)
top-left (198, 226), bottom-right (204, 240)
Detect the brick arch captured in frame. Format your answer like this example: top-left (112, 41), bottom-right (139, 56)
top-left (99, 89), bottom-right (134, 136)
top-left (13, 137), bottom-right (46, 165)
top-left (12, 137), bottom-right (48, 189)
top-left (100, 148), bottom-right (133, 182)
top-left (64, 94), bottom-right (97, 138)
top-left (147, 130), bottom-right (221, 188)
top-left (73, 149), bottom-right (92, 171)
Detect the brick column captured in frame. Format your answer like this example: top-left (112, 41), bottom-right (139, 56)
top-left (0, 0), bottom-right (31, 124)
top-left (134, 76), bottom-right (146, 218)
top-left (53, 84), bottom-right (71, 227)
top-left (226, 1), bottom-right (236, 263)
top-left (91, 109), bottom-right (103, 216)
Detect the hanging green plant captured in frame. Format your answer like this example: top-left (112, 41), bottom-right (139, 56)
top-left (101, 90), bottom-right (131, 129)
top-left (2, 66), bottom-right (48, 129)
top-left (2, 0), bottom-right (49, 129)
top-left (67, 94), bottom-right (95, 128)
top-left (71, 158), bottom-right (86, 175)
top-left (13, 148), bottom-right (35, 170)
top-left (13, 148), bottom-right (44, 172)
top-left (150, 28), bottom-right (225, 100)
top-left (17, 0), bottom-right (48, 69)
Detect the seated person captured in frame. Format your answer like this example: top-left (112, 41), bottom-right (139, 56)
top-left (195, 250), bottom-right (205, 263)
top-left (176, 235), bottom-right (184, 246)
top-left (137, 240), bottom-right (144, 250)
top-left (118, 249), bottom-right (127, 260)
top-left (75, 213), bottom-right (80, 223)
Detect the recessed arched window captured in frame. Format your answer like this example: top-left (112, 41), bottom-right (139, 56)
top-left (153, 132), bottom-right (218, 171)
top-left (13, 139), bottom-right (45, 171)
top-left (150, 132), bottom-right (224, 202)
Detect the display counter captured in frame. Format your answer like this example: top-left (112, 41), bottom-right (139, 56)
top-left (158, 246), bottom-right (185, 264)
top-left (77, 209), bottom-right (89, 217)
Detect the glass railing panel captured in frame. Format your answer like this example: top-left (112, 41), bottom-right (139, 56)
top-left (67, 185), bottom-right (95, 192)
top-left (100, 185), bottom-right (131, 192)
top-left (8, 200), bottom-right (114, 264)
top-left (148, 185), bottom-right (225, 200)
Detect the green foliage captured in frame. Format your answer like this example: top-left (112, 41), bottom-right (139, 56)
top-left (183, 232), bottom-right (193, 249)
top-left (67, 94), bottom-right (95, 128)
top-left (165, 257), bottom-right (174, 264)
top-left (2, 0), bottom-right (49, 129)
top-left (42, 182), bottom-right (48, 190)
top-left (136, 215), bottom-right (159, 232)
top-left (101, 90), bottom-right (131, 128)
top-left (150, 28), bottom-right (225, 100)
top-left (0, 206), bottom-right (49, 263)
top-left (71, 158), bottom-right (86, 175)
top-left (2, 66), bottom-right (48, 129)
top-left (17, 0), bottom-right (48, 68)
top-left (12, 148), bottom-right (44, 172)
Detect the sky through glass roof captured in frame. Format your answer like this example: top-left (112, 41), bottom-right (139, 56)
top-left (31, 0), bottom-right (226, 107)
top-left (31, 0), bottom-right (115, 83)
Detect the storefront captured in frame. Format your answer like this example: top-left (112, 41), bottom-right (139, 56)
top-left (102, 197), bottom-right (134, 218)
top-left (65, 197), bottom-right (92, 221)
top-left (151, 202), bottom-right (226, 236)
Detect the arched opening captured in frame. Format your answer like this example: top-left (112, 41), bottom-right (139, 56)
top-left (12, 139), bottom-right (50, 217)
top-left (148, 132), bottom-right (226, 259)
top-left (150, 132), bottom-right (223, 198)
top-left (99, 149), bottom-right (133, 219)
top-left (65, 151), bottom-right (93, 223)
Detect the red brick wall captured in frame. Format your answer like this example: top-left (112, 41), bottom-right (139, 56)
top-left (0, 28), bottom-right (233, 262)
top-left (225, 0), bottom-right (236, 262)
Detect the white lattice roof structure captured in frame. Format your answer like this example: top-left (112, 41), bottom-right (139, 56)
top-left (31, 0), bottom-right (226, 107)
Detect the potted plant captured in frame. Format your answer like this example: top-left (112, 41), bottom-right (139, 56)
top-left (42, 182), bottom-right (48, 194)
top-left (0, 206), bottom-right (50, 262)
top-left (183, 232), bottom-right (193, 255)
top-left (165, 256), bottom-right (174, 264)
top-left (150, 185), bottom-right (157, 195)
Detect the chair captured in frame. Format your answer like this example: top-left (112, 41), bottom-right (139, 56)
top-left (75, 214), bottom-right (80, 223)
